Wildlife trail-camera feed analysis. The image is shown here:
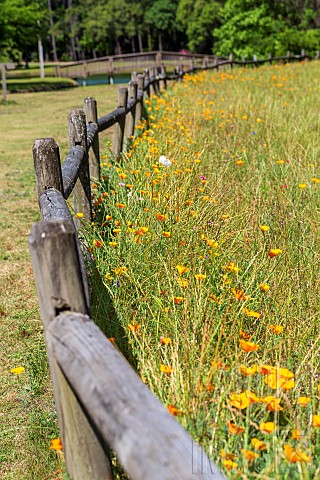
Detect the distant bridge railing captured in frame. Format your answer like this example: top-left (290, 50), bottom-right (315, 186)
top-left (54, 49), bottom-right (320, 86)
top-left (55, 50), bottom-right (219, 84)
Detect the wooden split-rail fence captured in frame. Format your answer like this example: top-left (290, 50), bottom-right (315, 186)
top-left (29, 50), bottom-right (319, 479)
top-left (54, 48), bottom-right (320, 86)
top-left (30, 64), bottom-right (226, 479)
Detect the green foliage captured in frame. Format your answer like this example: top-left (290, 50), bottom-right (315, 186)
top-left (0, 0), bottom-right (45, 62)
top-left (1, 0), bottom-right (320, 68)
top-left (176, 0), bottom-right (222, 52)
top-left (214, 0), bottom-right (320, 57)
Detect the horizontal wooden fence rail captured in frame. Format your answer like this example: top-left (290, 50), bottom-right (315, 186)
top-left (30, 219), bottom-right (224, 480)
top-left (30, 51), bottom-right (319, 478)
top-left (55, 49), bottom-right (320, 85)
top-left (56, 50), bottom-right (219, 83)
top-left (30, 63), bottom-right (226, 479)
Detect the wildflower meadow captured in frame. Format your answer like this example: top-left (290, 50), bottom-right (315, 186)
top-left (80, 60), bottom-right (319, 479)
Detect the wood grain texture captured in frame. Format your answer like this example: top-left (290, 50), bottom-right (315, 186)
top-left (97, 107), bottom-right (125, 132)
top-left (84, 97), bottom-right (100, 180)
top-left (37, 191), bottom-right (90, 312)
top-left (33, 138), bottom-right (64, 201)
top-left (29, 221), bottom-right (112, 480)
top-left (68, 109), bottom-right (92, 223)
top-left (136, 74), bottom-right (145, 125)
top-left (126, 80), bottom-right (137, 139)
top-left (47, 312), bottom-right (226, 480)
top-left (29, 220), bottom-right (89, 328)
top-left (61, 145), bottom-right (85, 199)
top-left (112, 87), bottom-right (128, 156)
top-left (1, 64), bottom-right (7, 102)
top-left (86, 122), bottom-right (99, 149)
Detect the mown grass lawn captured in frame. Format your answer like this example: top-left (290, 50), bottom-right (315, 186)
top-left (83, 60), bottom-right (320, 479)
top-left (0, 83), bottom-right (118, 479)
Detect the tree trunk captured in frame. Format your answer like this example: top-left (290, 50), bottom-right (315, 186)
top-left (48, 0), bottom-right (58, 62)
top-left (158, 33), bottom-right (163, 52)
top-left (147, 27), bottom-right (152, 51)
top-left (131, 37), bottom-right (136, 53)
top-left (68, 0), bottom-right (77, 61)
top-left (138, 32), bottom-right (143, 52)
top-left (115, 38), bottom-right (122, 55)
top-left (75, 35), bottom-right (84, 60)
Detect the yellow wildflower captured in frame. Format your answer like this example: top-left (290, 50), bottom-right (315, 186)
top-left (228, 392), bottom-right (250, 410)
top-left (267, 249), bottom-right (282, 258)
top-left (297, 397), bottom-right (311, 407)
top-left (160, 364), bottom-right (173, 375)
top-left (240, 340), bottom-right (260, 352)
top-left (241, 449), bottom-right (259, 461)
top-left (49, 438), bottom-right (63, 451)
top-left (10, 366), bottom-right (25, 375)
top-left (194, 273), bottom-right (206, 281)
top-left (260, 422), bottom-right (276, 434)
top-left (269, 324), bottom-right (283, 334)
top-left (227, 421), bottom-right (245, 435)
top-left (251, 438), bottom-right (267, 451)
top-left (284, 444), bottom-right (311, 463)
top-left (222, 460), bottom-right (238, 471)
top-left (176, 264), bottom-right (188, 275)
top-left (312, 415), bottom-right (320, 427)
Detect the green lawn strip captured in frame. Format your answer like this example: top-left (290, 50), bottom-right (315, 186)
top-left (2, 77), bottom-right (77, 94)
top-left (0, 84), bottom-right (118, 479)
top-left (84, 62), bottom-right (320, 479)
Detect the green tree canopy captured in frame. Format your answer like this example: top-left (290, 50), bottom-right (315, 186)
top-left (213, 0), bottom-right (320, 57)
top-left (176, 0), bottom-right (222, 52)
top-left (0, 0), bottom-right (45, 62)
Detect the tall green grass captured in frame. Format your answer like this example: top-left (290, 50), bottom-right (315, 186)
top-left (82, 60), bottom-right (320, 479)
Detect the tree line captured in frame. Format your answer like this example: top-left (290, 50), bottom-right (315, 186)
top-left (1, 0), bottom-right (320, 65)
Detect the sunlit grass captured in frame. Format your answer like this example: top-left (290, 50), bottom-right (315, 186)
top-left (82, 61), bottom-right (320, 479)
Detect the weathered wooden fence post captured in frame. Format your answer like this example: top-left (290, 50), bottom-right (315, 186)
top-left (108, 57), bottom-right (114, 84)
top-left (268, 53), bottom-right (273, 65)
top-left (136, 74), bottom-right (144, 125)
top-left (229, 53), bottom-right (234, 70)
top-left (253, 54), bottom-right (258, 68)
top-left (33, 138), bottom-right (64, 211)
top-left (29, 220), bottom-right (113, 480)
top-left (156, 51), bottom-right (162, 65)
top-left (112, 87), bottom-right (128, 157)
top-left (151, 67), bottom-right (160, 95)
top-left (131, 71), bottom-right (138, 82)
top-left (127, 80), bottom-right (138, 140)
top-left (82, 61), bottom-right (87, 86)
top-left (84, 97), bottom-right (100, 180)
top-left (1, 64), bottom-right (7, 102)
top-left (68, 109), bottom-right (92, 223)
top-left (144, 69), bottom-right (150, 97)
top-left (159, 65), bottom-right (167, 90)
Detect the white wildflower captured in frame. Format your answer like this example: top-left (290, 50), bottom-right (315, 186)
top-left (159, 155), bottom-right (172, 167)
